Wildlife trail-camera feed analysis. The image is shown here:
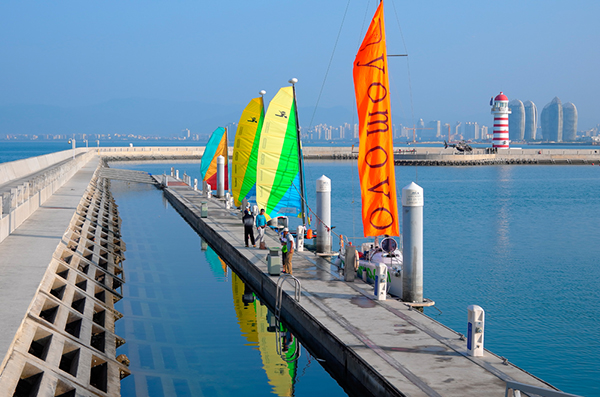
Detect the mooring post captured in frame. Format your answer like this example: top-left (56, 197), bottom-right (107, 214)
top-left (193, 178), bottom-right (198, 191)
top-left (216, 155), bottom-right (225, 198)
top-left (316, 175), bottom-right (331, 254)
top-left (402, 182), bottom-right (424, 303)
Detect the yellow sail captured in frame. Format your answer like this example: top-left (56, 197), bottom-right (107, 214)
top-left (232, 96), bottom-right (265, 206)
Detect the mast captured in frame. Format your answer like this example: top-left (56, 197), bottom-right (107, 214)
top-left (289, 77), bottom-right (307, 225)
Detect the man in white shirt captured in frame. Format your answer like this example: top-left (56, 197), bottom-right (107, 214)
top-left (282, 228), bottom-right (295, 275)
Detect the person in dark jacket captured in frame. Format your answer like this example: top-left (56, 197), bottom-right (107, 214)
top-left (242, 209), bottom-right (255, 247)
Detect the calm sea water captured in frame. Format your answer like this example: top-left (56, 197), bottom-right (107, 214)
top-left (110, 181), bottom-right (347, 397)
top-left (4, 143), bottom-right (599, 396)
top-left (114, 160), bottom-right (600, 397)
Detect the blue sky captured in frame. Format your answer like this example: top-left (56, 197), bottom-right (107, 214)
top-left (1, 0), bottom-right (599, 130)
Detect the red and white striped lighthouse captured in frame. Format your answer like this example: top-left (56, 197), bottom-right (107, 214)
top-left (491, 92), bottom-right (511, 148)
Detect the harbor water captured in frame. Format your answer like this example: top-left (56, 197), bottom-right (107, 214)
top-left (112, 160), bottom-right (600, 397)
top-left (110, 180), bottom-right (348, 396)
top-left (1, 143), bottom-right (598, 396)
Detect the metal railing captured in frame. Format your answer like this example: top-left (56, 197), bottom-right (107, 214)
top-left (505, 381), bottom-right (582, 397)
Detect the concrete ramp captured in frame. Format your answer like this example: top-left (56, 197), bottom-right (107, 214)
top-left (97, 168), bottom-right (156, 185)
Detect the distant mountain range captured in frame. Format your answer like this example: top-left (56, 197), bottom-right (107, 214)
top-left (0, 98), bottom-right (361, 137)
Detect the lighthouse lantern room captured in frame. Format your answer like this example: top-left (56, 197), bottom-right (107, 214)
top-left (491, 92), bottom-right (511, 148)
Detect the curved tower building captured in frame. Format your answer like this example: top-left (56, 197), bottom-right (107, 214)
top-left (563, 102), bottom-right (578, 141)
top-left (491, 92), bottom-right (511, 148)
top-left (523, 101), bottom-right (538, 141)
top-left (508, 99), bottom-right (525, 142)
top-left (541, 97), bottom-right (563, 142)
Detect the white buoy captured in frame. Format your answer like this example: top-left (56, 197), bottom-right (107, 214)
top-left (316, 175), bottom-right (331, 254)
top-left (216, 155), bottom-right (225, 198)
top-left (402, 182), bottom-right (424, 303)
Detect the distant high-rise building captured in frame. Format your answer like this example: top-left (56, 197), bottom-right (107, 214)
top-left (463, 122), bottom-right (479, 140)
top-left (523, 101), bottom-right (538, 141)
top-left (563, 102), bottom-right (578, 141)
top-left (508, 100), bottom-right (525, 141)
top-left (541, 97), bottom-right (563, 142)
top-left (480, 125), bottom-right (489, 140)
top-left (423, 120), bottom-right (440, 140)
top-left (491, 92), bottom-right (511, 148)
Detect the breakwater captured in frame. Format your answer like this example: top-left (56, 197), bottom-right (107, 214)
top-left (96, 146), bottom-right (600, 166)
top-left (394, 147), bottom-right (600, 166)
top-left (0, 161), bottom-right (131, 396)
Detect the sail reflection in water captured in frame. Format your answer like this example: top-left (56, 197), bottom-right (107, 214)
top-left (231, 273), bottom-right (300, 397)
top-left (111, 180), bottom-right (346, 397)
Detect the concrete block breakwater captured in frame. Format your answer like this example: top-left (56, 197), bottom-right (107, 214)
top-left (96, 146), bottom-right (600, 165)
top-left (394, 147), bottom-right (600, 166)
top-left (0, 166), bottom-right (130, 396)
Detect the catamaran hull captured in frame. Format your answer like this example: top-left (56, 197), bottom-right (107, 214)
top-left (357, 259), bottom-right (402, 298)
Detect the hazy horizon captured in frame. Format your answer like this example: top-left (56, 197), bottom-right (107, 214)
top-left (1, 0), bottom-right (599, 134)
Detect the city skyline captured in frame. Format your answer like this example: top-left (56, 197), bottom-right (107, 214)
top-left (1, 1), bottom-right (600, 134)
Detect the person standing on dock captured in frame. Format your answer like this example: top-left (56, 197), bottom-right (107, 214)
top-left (256, 209), bottom-right (267, 249)
top-left (282, 228), bottom-right (295, 274)
top-left (242, 209), bottom-right (255, 247)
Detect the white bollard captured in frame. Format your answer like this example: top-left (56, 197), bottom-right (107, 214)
top-left (402, 182), bottom-right (424, 303)
top-left (194, 178), bottom-right (198, 191)
top-left (316, 175), bottom-right (331, 254)
top-left (467, 305), bottom-right (485, 357)
top-left (225, 192), bottom-right (231, 209)
top-left (296, 225), bottom-right (305, 252)
top-left (206, 184), bottom-right (212, 199)
top-left (171, 167), bottom-right (174, 177)
top-left (176, 170), bottom-right (179, 179)
top-left (374, 263), bottom-right (387, 300)
top-left (216, 155), bottom-right (225, 198)
top-left (251, 204), bottom-right (258, 216)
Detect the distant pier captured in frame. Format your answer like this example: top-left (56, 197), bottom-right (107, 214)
top-left (97, 146), bottom-right (600, 165)
top-left (394, 147), bottom-right (600, 166)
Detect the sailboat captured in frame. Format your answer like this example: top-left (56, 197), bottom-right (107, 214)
top-left (200, 126), bottom-right (229, 190)
top-left (256, 80), bottom-right (307, 226)
top-left (352, 0), bottom-right (403, 297)
top-left (232, 92), bottom-right (266, 207)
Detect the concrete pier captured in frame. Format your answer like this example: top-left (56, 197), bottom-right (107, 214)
top-left (158, 178), bottom-right (563, 397)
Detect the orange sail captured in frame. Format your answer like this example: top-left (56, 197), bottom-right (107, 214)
top-left (353, 1), bottom-right (399, 237)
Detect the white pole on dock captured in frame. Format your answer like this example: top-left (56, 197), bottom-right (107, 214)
top-left (216, 155), bottom-right (225, 198)
top-left (402, 182), bottom-right (424, 303)
top-left (316, 175), bottom-right (331, 254)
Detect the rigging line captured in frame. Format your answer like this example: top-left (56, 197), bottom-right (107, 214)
top-left (290, 181), bottom-right (342, 240)
top-left (307, 0), bottom-right (351, 131)
top-left (390, 0), bottom-right (415, 126)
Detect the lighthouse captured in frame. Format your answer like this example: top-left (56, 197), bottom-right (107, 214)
top-left (491, 92), bottom-right (511, 148)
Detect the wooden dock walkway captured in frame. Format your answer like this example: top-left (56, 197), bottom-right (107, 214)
top-left (158, 178), bottom-right (564, 397)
